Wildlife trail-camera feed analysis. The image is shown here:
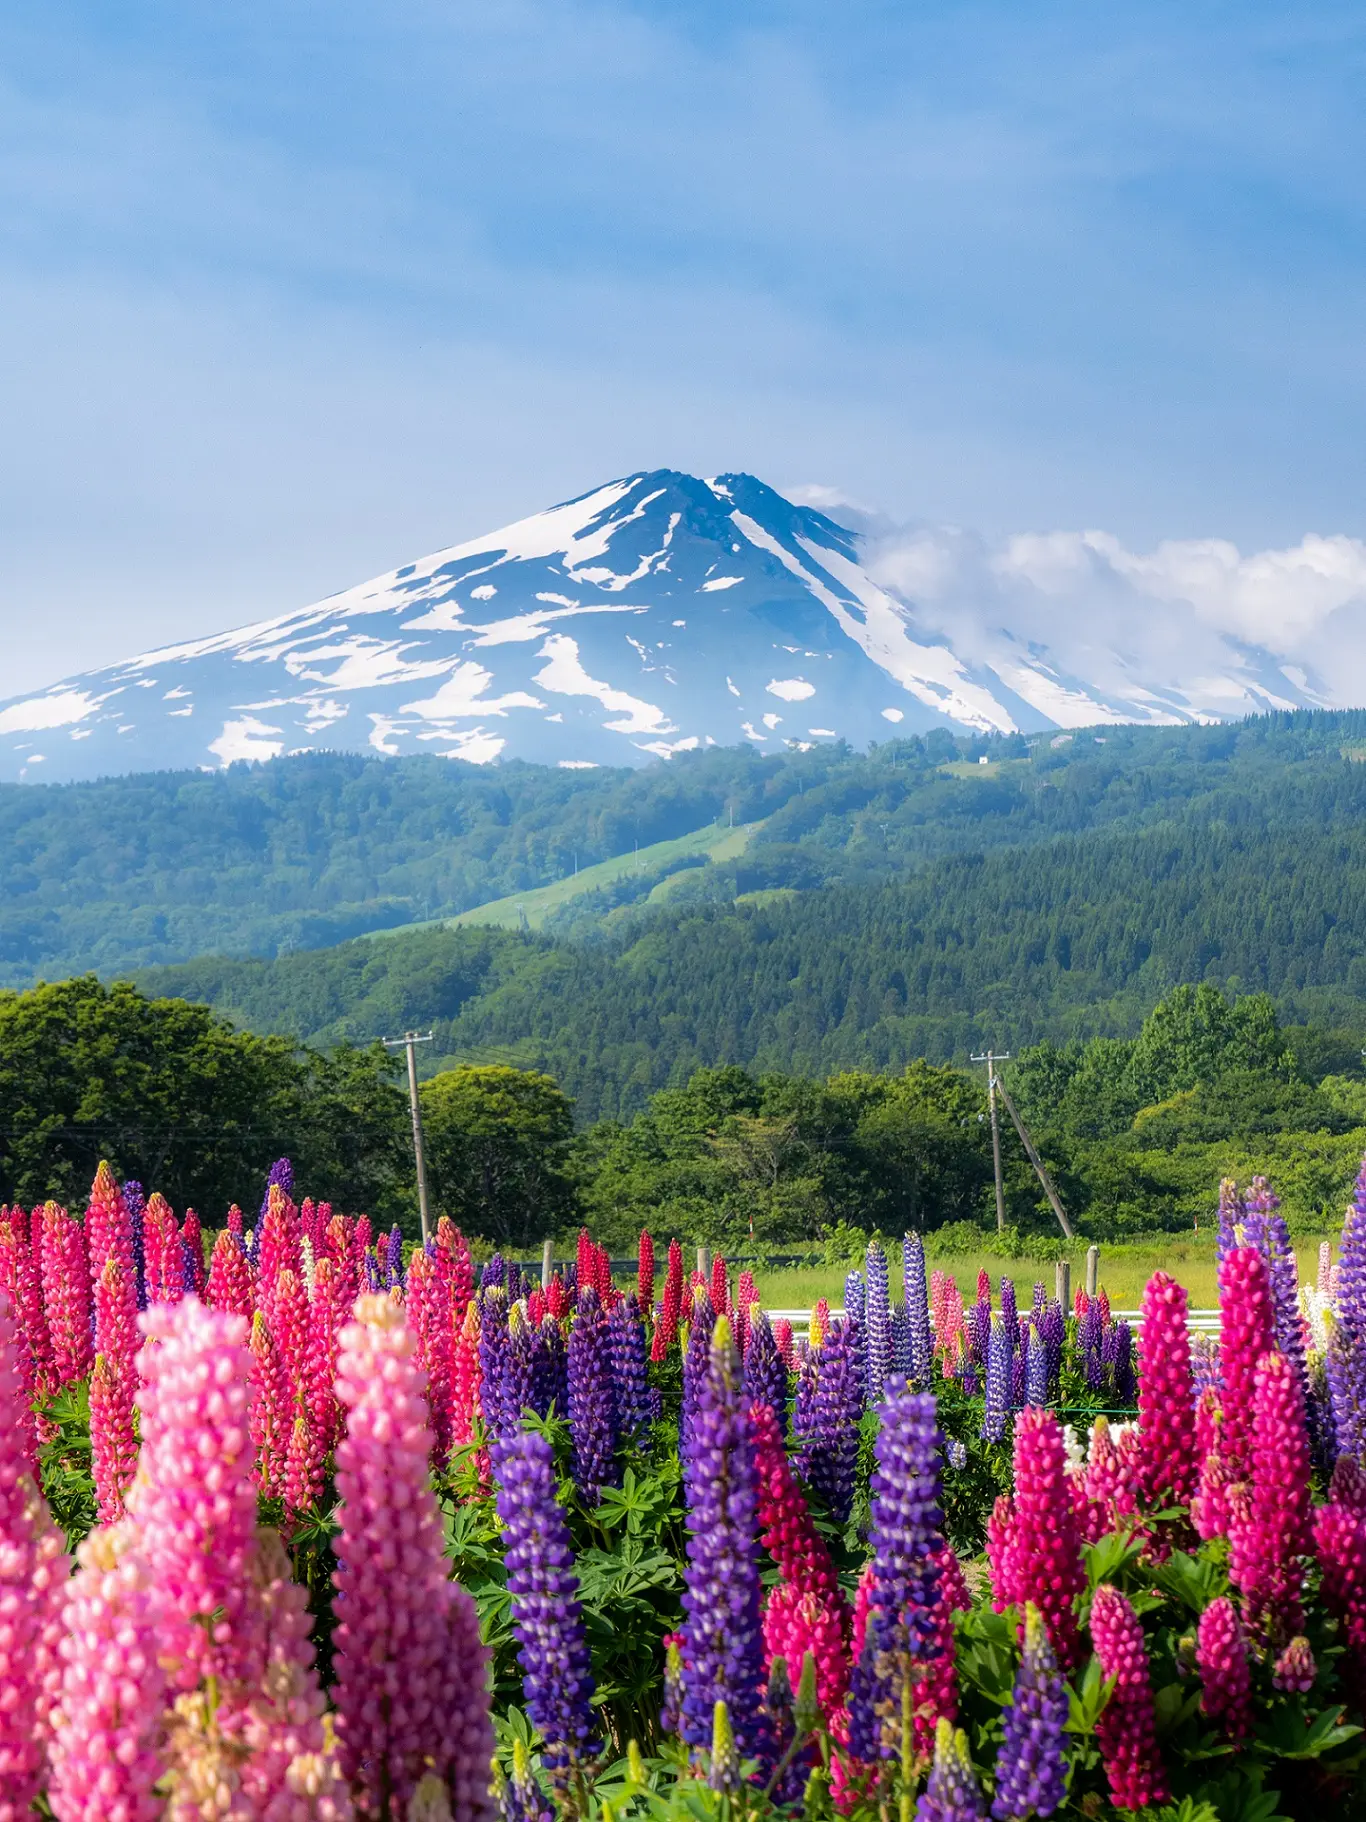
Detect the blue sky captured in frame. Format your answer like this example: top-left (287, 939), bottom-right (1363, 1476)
top-left (4, 1), bottom-right (1366, 693)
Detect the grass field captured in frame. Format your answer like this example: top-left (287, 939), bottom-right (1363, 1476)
top-left (414, 819), bottom-right (762, 932)
top-left (748, 1233), bottom-right (1332, 1315)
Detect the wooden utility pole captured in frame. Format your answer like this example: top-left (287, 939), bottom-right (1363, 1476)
top-left (971, 1051), bottom-right (1009, 1232)
top-left (384, 1031), bottom-right (434, 1245)
top-left (994, 1078), bottom-right (1075, 1240)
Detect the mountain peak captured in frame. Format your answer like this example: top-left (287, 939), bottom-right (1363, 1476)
top-left (0, 469), bottom-right (1316, 783)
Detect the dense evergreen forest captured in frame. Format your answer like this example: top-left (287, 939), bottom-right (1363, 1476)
top-left (8, 707), bottom-right (1366, 984)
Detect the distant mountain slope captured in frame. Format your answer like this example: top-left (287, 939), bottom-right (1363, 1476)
top-left (135, 800), bottom-right (1366, 1122)
top-left (0, 470), bottom-right (1321, 784)
top-left (7, 713), bottom-right (1366, 988)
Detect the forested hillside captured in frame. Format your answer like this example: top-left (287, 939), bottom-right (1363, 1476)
top-left (8, 708), bottom-right (1366, 984)
top-left (141, 781), bottom-right (1366, 1121)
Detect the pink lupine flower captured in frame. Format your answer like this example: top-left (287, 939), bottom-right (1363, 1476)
top-left (993, 1408), bottom-right (1085, 1671)
top-left (407, 1249), bottom-right (453, 1462)
top-left (0, 1209), bottom-right (52, 1417)
top-left (1082, 1415), bottom-right (1139, 1539)
top-left (909, 1546), bottom-right (970, 1752)
top-left (305, 1257), bottom-right (346, 1456)
top-left (452, 1298), bottom-right (483, 1449)
top-left (332, 1295), bottom-right (495, 1821)
top-left (1315, 1500), bottom-right (1366, 1701)
top-left (1195, 1597), bottom-right (1251, 1740)
top-left (1319, 1240), bottom-right (1333, 1296)
top-left (1089, 1584), bottom-right (1169, 1811)
top-left (1228, 1350), bottom-right (1312, 1641)
top-left (40, 1203), bottom-right (93, 1387)
top-left (205, 1229), bottom-right (254, 1321)
top-left (1135, 1272), bottom-right (1197, 1513)
top-left (1190, 1389), bottom-right (1232, 1541)
top-left (273, 1267), bottom-right (309, 1385)
top-left (0, 1293), bottom-right (69, 1815)
top-left (84, 1161), bottom-right (133, 1285)
top-left (142, 1193), bottom-right (183, 1306)
top-left (764, 1585), bottom-right (852, 1722)
top-left (250, 1309), bottom-right (291, 1499)
top-left (89, 1352), bottom-right (139, 1524)
top-left (1217, 1247), bottom-right (1275, 1486)
top-left (47, 1521), bottom-right (167, 1822)
top-left (773, 1319), bottom-right (795, 1366)
top-left (257, 1190), bottom-right (301, 1322)
top-left (810, 1298), bottom-right (830, 1349)
top-left (94, 1253), bottom-right (139, 1368)
top-left (1272, 1636), bottom-right (1315, 1693)
top-left (284, 1394), bottom-right (325, 1517)
top-left (130, 1299), bottom-right (259, 1691)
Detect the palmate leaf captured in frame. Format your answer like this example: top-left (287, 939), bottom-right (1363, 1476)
top-left (1257, 1701), bottom-right (1363, 1760)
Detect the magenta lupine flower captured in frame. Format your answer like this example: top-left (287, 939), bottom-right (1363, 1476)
top-left (492, 1429), bottom-right (599, 1784)
top-left (567, 1286), bottom-right (619, 1506)
top-left (995, 1408), bottom-right (1085, 1671)
top-left (84, 1161), bottom-right (133, 1288)
top-left (1195, 1597), bottom-right (1251, 1740)
top-left (990, 1605), bottom-right (1067, 1820)
top-left (204, 1228), bottom-right (254, 1321)
top-left (47, 1522), bottom-right (167, 1822)
top-left (130, 1298), bottom-right (258, 1691)
top-left (1219, 1246), bottom-right (1275, 1484)
top-left (1315, 1499), bottom-right (1366, 1701)
top-left (0, 1294), bottom-right (68, 1815)
top-left (1271, 1635), bottom-right (1315, 1693)
top-left (680, 1315), bottom-right (772, 1775)
top-left (333, 1295), bottom-right (495, 1821)
top-left (1088, 1584), bottom-right (1169, 1811)
top-left (1135, 1272), bottom-right (1197, 1513)
top-left (250, 1308), bottom-right (291, 1498)
top-left (917, 1720), bottom-right (986, 1822)
top-left (41, 1203), bottom-right (93, 1388)
top-left (1228, 1350), bottom-right (1313, 1641)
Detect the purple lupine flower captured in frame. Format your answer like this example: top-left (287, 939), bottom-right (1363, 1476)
top-left (567, 1286), bottom-right (619, 1506)
top-left (482, 1253), bottom-right (507, 1292)
top-left (479, 1289), bottom-right (516, 1437)
top-left (501, 1740), bottom-right (553, 1822)
top-left (920, 1721), bottom-right (986, 1822)
top-left (1078, 1301), bottom-right (1103, 1391)
top-left (1241, 1174), bottom-right (1277, 1263)
top-left (505, 1303), bottom-right (538, 1425)
top-left (1326, 1320), bottom-right (1366, 1463)
top-left (681, 1288), bottom-right (716, 1479)
top-left (1031, 1281), bottom-right (1046, 1317)
top-left (981, 1319), bottom-right (1012, 1443)
top-left (385, 1225), bottom-right (405, 1289)
top-left (1024, 1325), bottom-right (1050, 1408)
top-left (1190, 1331), bottom-right (1221, 1401)
top-left (530, 1317), bottom-right (569, 1420)
top-left (607, 1295), bottom-right (653, 1443)
top-left (999, 1278), bottom-right (1019, 1355)
top-left (123, 1179), bottom-right (148, 1310)
top-left (865, 1242), bottom-right (892, 1404)
top-left (946, 1437), bottom-right (968, 1470)
top-left (1013, 1325), bottom-right (1032, 1408)
top-left (794, 1317), bottom-right (863, 1524)
top-left (904, 1231), bottom-right (933, 1384)
top-left (1112, 1320), bottom-right (1137, 1405)
top-left (844, 1268), bottom-right (866, 1327)
top-left (260, 1155), bottom-right (294, 1220)
top-left (1216, 1177), bottom-right (1244, 1268)
top-left (492, 1429), bottom-right (599, 1783)
top-left (679, 1315), bottom-right (772, 1774)
top-left (1039, 1300), bottom-right (1064, 1398)
top-left (967, 1295), bottom-right (992, 1371)
top-left (990, 1606), bottom-right (1067, 1820)
top-left (742, 1308), bottom-right (788, 1427)
top-left (363, 1247), bottom-right (382, 1293)
top-left (847, 1376), bottom-right (945, 1762)
top-left (506, 1262), bottom-right (525, 1303)
top-left (1266, 1210), bottom-right (1309, 1393)
top-left (1340, 1159), bottom-right (1366, 1334)
top-left (890, 1304), bottom-right (911, 1376)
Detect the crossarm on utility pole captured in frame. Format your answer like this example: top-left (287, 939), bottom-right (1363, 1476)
top-left (994, 1078), bottom-right (1075, 1239)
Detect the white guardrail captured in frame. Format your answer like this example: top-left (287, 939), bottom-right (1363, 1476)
top-left (766, 1307), bottom-right (1223, 1335)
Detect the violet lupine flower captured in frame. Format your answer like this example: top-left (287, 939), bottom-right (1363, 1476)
top-left (505, 1304), bottom-right (539, 1426)
top-left (681, 1288), bottom-right (716, 1478)
top-left (1039, 1301), bottom-right (1064, 1399)
top-left (844, 1268), bottom-right (866, 1327)
top-left (501, 1738), bottom-right (554, 1822)
top-left (1112, 1321), bottom-right (1137, 1405)
top-left (794, 1317), bottom-right (863, 1525)
top-left (385, 1224), bottom-right (405, 1289)
top-left (1326, 1319), bottom-right (1366, 1465)
top-left (1215, 1177), bottom-right (1244, 1268)
top-left (530, 1318), bottom-right (568, 1420)
top-left (482, 1254), bottom-right (507, 1292)
top-left (918, 1720), bottom-right (986, 1822)
top-left (991, 1605), bottom-right (1068, 1820)
top-left (890, 1304), bottom-right (911, 1376)
top-left (904, 1231), bottom-right (934, 1384)
top-left (981, 1320), bottom-right (1012, 1444)
top-left (1077, 1300), bottom-right (1103, 1391)
top-left (567, 1286), bottom-right (619, 1506)
top-left (607, 1295), bottom-right (654, 1443)
top-left (333, 1296), bottom-right (495, 1821)
top-left (1265, 1209), bottom-right (1308, 1393)
top-left (865, 1242), bottom-right (892, 1404)
top-left (362, 1248), bottom-right (382, 1293)
top-left (1010, 1328), bottom-right (1028, 1411)
top-left (679, 1315), bottom-right (773, 1774)
top-left (122, 1178), bottom-right (148, 1310)
top-left (479, 1289), bottom-right (516, 1439)
top-left (1023, 1327), bottom-right (1049, 1407)
top-left (260, 1155), bottom-right (294, 1220)
top-left (492, 1428), bottom-right (599, 1783)
top-left (999, 1278), bottom-right (1018, 1353)
top-left (848, 1377), bottom-right (945, 1763)
top-left (743, 1307), bottom-right (788, 1426)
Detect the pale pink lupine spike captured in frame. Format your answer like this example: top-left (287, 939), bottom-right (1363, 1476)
top-left (332, 1294), bottom-right (496, 1821)
top-left (40, 1204), bottom-right (93, 1387)
top-left (89, 1352), bottom-right (139, 1524)
top-left (47, 1522), bottom-right (166, 1822)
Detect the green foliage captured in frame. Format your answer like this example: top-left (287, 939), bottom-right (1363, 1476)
top-left (421, 1064), bottom-right (577, 1247)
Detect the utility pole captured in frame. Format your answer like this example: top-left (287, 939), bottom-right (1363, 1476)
top-left (994, 1076), bottom-right (1075, 1240)
top-left (384, 1031), bottom-right (434, 1245)
top-left (971, 1051), bottom-right (1009, 1232)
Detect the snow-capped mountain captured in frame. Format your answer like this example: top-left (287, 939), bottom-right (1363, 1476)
top-left (0, 470), bottom-right (1324, 783)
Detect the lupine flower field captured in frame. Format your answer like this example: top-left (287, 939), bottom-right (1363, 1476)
top-left (4, 1164), bottom-right (1366, 1818)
